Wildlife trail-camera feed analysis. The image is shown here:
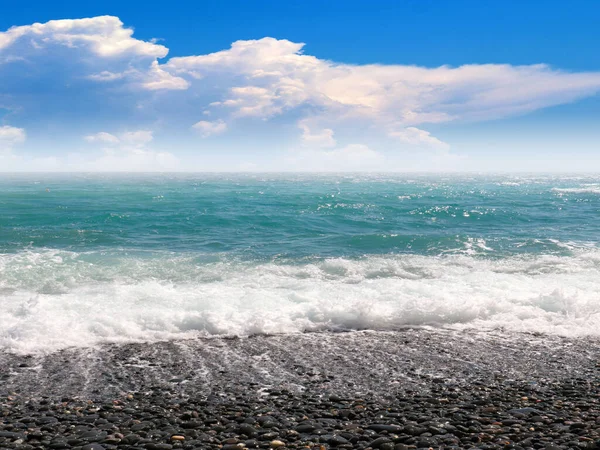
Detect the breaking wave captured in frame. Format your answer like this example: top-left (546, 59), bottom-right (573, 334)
top-left (2, 248), bottom-right (600, 354)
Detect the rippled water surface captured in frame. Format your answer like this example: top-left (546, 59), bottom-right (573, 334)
top-left (1, 173), bottom-right (599, 353)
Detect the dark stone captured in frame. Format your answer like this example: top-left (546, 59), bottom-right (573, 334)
top-left (80, 431), bottom-right (108, 442)
top-left (123, 434), bottom-right (142, 444)
top-left (404, 426), bottom-right (427, 436)
top-left (368, 424), bottom-right (404, 433)
top-left (370, 436), bottom-right (393, 448)
top-left (295, 424), bottom-right (317, 433)
top-left (82, 445), bottom-right (106, 450)
top-left (0, 431), bottom-right (25, 439)
top-left (394, 445), bottom-right (411, 450)
top-left (327, 434), bottom-right (350, 446)
top-left (508, 408), bottom-right (542, 415)
top-left (258, 432), bottom-right (279, 441)
top-left (48, 442), bottom-right (71, 449)
top-left (36, 417), bottom-right (59, 425)
top-left (181, 421), bottom-right (203, 429)
top-left (418, 437), bottom-right (437, 448)
top-left (239, 424), bottom-right (258, 435)
top-left (131, 421), bottom-right (154, 431)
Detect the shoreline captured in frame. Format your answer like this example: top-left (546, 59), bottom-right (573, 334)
top-left (1, 329), bottom-right (599, 449)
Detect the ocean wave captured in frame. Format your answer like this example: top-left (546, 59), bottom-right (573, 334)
top-left (1, 249), bottom-right (600, 354)
top-left (552, 186), bottom-right (600, 194)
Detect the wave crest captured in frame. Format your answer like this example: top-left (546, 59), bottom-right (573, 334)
top-left (1, 249), bottom-right (600, 353)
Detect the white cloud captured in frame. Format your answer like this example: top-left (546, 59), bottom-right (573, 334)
top-left (299, 119), bottom-right (336, 148)
top-left (192, 120), bottom-right (227, 137)
top-left (165, 37), bottom-right (600, 145)
top-left (120, 130), bottom-right (153, 147)
top-left (389, 127), bottom-right (449, 150)
top-left (73, 128), bottom-right (177, 171)
top-left (84, 132), bottom-right (120, 144)
top-left (210, 85), bottom-right (291, 118)
top-left (142, 61), bottom-right (189, 91)
top-left (167, 38), bottom-right (309, 73)
top-left (0, 16), bottom-right (188, 95)
top-left (2, 18), bottom-right (600, 166)
top-left (0, 125), bottom-right (26, 148)
top-left (87, 70), bottom-right (127, 82)
top-left (330, 144), bottom-right (381, 161)
top-left (0, 126), bottom-right (26, 165)
top-left (0, 16), bottom-right (167, 58)
top-left (84, 130), bottom-right (153, 147)
top-left (83, 149), bottom-right (180, 171)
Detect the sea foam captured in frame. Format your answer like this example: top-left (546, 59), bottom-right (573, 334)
top-left (1, 249), bottom-right (600, 354)
top-left (552, 186), bottom-right (600, 194)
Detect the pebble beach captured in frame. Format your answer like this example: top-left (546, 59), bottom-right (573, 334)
top-left (2, 3), bottom-right (600, 448)
top-left (1, 329), bottom-right (599, 450)
top-left (2, 176), bottom-right (600, 449)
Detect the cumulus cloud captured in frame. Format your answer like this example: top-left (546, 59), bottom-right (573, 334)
top-left (0, 16), bottom-right (167, 58)
top-left (0, 125), bottom-right (26, 168)
top-left (142, 61), bottom-right (190, 91)
top-left (120, 130), bottom-right (154, 147)
top-left (0, 15), bottom-right (187, 99)
top-left (87, 70), bottom-right (127, 82)
top-left (192, 120), bottom-right (227, 137)
top-left (165, 37), bottom-right (600, 144)
top-left (330, 144), bottom-right (381, 161)
top-left (2, 17), bottom-right (600, 169)
top-left (76, 149), bottom-right (180, 171)
top-left (85, 130), bottom-right (153, 147)
top-left (390, 127), bottom-right (450, 150)
top-left (299, 119), bottom-right (336, 148)
top-left (78, 129), bottom-right (178, 171)
top-left (0, 125), bottom-right (26, 148)
top-left (84, 131), bottom-right (120, 144)
top-left (0, 125), bottom-right (26, 169)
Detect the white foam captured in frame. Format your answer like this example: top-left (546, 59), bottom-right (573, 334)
top-left (552, 186), bottom-right (600, 194)
top-left (1, 249), bottom-right (600, 354)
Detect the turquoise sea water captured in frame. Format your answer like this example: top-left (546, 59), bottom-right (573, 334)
top-left (1, 174), bottom-right (600, 353)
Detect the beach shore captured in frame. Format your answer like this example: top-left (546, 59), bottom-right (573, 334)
top-left (1, 329), bottom-right (599, 449)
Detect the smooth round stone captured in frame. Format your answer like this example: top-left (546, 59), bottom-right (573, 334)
top-left (82, 444), bottom-right (106, 450)
top-left (239, 424), bottom-right (258, 435)
top-left (368, 424), bottom-right (404, 433)
top-left (327, 434), bottom-right (350, 445)
top-left (370, 436), bottom-right (393, 448)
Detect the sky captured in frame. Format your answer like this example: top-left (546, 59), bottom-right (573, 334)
top-left (1, 0), bottom-right (600, 172)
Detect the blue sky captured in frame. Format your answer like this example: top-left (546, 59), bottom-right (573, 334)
top-left (1, 0), bottom-right (599, 171)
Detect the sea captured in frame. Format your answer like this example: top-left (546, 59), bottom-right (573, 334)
top-left (1, 173), bottom-right (599, 354)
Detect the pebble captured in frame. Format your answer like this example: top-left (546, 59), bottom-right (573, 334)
top-left (0, 329), bottom-right (598, 450)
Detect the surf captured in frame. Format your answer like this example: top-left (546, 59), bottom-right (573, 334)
top-left (2, 249), bottom-right (600, 354)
